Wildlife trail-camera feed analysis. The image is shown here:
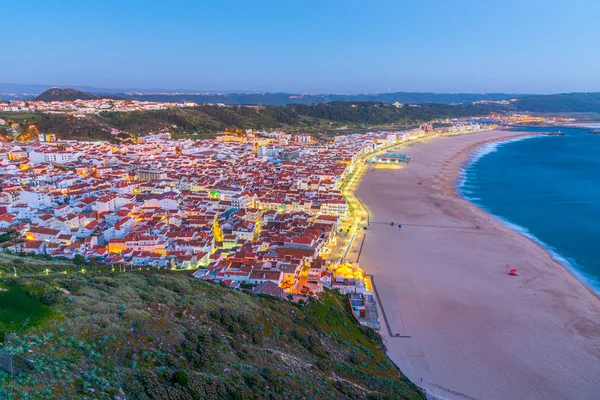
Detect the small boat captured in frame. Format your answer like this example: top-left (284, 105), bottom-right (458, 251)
top-left (590, 129), bottom-right (600, 135)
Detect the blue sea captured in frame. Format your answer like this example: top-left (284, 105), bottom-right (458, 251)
top-left (459, 126), bottom-right (600, 295)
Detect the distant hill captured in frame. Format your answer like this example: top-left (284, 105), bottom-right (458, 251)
top-left (512, 92), bottom-right (600, 113)
top-left (5, 82), bottom-right (600, 112)
top-left (122, 92), bottom-right (523, 106)
top-left (35, 88), bottom-right (100, 101)
top-left (1, 82), bottom-right (527, 104)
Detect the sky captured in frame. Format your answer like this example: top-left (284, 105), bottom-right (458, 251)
top-left (1, 0), bottom-right (600, 94)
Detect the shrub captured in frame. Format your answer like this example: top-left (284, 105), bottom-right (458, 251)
top-left (40, 291), bottom-right (60, 306)
top-left (173, 370), bottom-right (189, 387)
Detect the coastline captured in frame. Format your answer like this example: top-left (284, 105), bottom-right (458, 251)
top-left (356, 130), bottom-right (600, 400)
top-left (563, 122), bottom-right (600, 128)
top-left (457, 135), bottom-right (600, 297)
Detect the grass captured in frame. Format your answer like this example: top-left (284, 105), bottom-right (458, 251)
top-left (0, 112), bottom-right (42, 124)
top-left (0, 252), bottom-right (113, 278)
top-left (0, 284), bottom-right (51, 334)
top-left (0, 257), bottom-right (426, 399)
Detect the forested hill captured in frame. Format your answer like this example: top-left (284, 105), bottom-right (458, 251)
top-left (4, 101), bottom-right (502, 141)
top-left (121, 92), bottom-right (600, 112)
top-left (35, 88), bottom-right (100, 101)
top-left (100, 102), bottom-right (500, 135)
top-left (512, 92), bottom-right (600, 112)
top-left (7, 84), bottom-right (600, 113)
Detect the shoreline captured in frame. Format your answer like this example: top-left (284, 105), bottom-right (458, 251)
top-left (563, 122), bottom-right (600, 128)
top-left (455, 135), bottom-right (600, 299)
top-left (356, 130), bottom-right (600, 400)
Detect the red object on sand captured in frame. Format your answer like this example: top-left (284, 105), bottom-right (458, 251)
top-left (505, 264), bottom-right (510, 269)
top-left (418, 180), bottom-right (423, 185)
top-left (509, 269), bottom-right (518, 276)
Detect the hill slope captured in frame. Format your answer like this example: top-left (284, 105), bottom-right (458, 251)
top-left (0, 259), bottom-right (425, 399)
top-left (512, 92), bottom-right (600, 112)
top-left (3, 102), bottom-right (503, 141)
top-left (97, 102), bottom-right (501, 134)
top-left (36, 88), bottom-right (100, 101)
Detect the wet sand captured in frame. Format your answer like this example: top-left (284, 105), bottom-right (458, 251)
top-left (356, 130), bottom-right (600, 400)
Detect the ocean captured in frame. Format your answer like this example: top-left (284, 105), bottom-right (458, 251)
top-left (459, 126), bottom-right (600, 295)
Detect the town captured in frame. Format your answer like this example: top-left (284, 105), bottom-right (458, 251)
top-left (0, 120), bottom-right (493, 321)
top-left (0, 98), bottom-right (198, 116)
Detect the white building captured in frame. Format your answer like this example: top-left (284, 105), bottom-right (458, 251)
top-left (319, 200), bottom-right (348, 217)
top-left (28, 151), bottom-right (80, 165)
top-left (257, 145), bottom-right (281, 158)
top-left (20, 191), bottom-right (53, 209)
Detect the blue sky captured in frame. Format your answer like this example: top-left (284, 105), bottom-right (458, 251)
top-left (2, 0), bottom-right (599, 93)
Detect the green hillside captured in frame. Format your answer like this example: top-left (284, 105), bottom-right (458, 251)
top-left (2, 101), bottom-right (502, 141)
top-left (0, 257), bottom-right (425, 399)
top-left (513, 92), bottom-right (600, 112)
top-left (99, 102), bottom-right (501, 133)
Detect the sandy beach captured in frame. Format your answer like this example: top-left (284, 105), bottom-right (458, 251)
top-left (356, 130), bottom-right (600, 400)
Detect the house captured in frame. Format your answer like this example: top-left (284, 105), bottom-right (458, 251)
top-left (320, 271), bottom-right (332, 287)
top-left (20, 190), bottom-right (53, 209)
top-left (157, 192), bottom-right (179, 210)
top-left (252, 281), bottom-right (285, 298)
top-left (171, 254), bottom-right (198, 269)
top-left (54, 204), bottom-right (71, 218)
top-left (308, 261), bottom-right (326, 283)
top-left (94, 194), bottom-right (118, 214)
top-left (247, 269), bottom-right (283, 286)
top-left (278, 261), bottom-right (302, 286)
top-left (57, 233), bottom-right (75, 245)
top-left (22, 240), bottom-right (47, 255)
top-left (26, 227), bottom-right (61, 242)
top-left (0, 213), bottom-right (17, 229)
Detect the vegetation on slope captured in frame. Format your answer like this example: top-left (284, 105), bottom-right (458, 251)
top-left (0, 112), bottom-right (132, 142)
top-left (0, 284), bottom-right (53, 338)
top-left (2, 101), bottom-right (503, 141)
top-left (36, 113), bottom-right (116, 141)
top-left (512, 92), bottom-right (600, 112)
top-left (99, 102), bottom-right (501, 134)
top-left (0, 257), bottom-right (425, 400)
